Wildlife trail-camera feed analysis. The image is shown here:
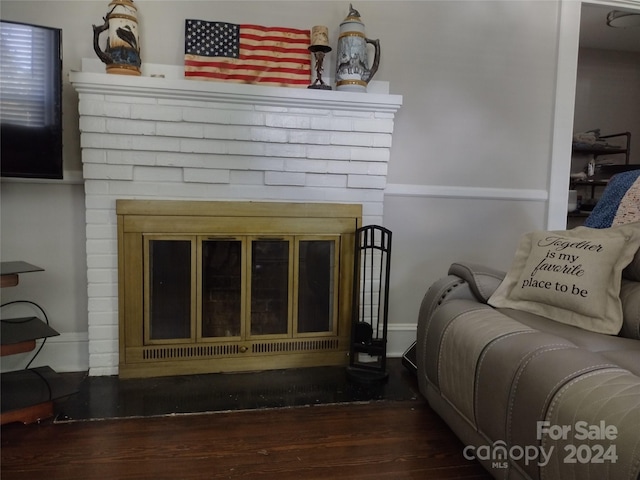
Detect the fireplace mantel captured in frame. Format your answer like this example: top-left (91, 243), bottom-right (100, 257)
top-left (69, 64), bottom-right (402, 114)
top-left (71, 60), bottom-right (402, 376)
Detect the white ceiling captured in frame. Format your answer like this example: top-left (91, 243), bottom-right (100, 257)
top-left (579, 4), bottom-right (640, 52)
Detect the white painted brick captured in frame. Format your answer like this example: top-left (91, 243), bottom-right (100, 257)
top-left (362, 201), bottom-right (384, 218)
top-left (265, 114), bottom-right (310, 129)
top-left (134, 136), bottom-right (181, 152)
top-left (250, 127), bottom-right (288, 143)
top-left (89, 339), bottom-right (118, 355)
top-left (84, 181), bottom-right (109, 195)
top-left (326, 160), bottom-right (387, 176)
top-left (226, 156), bottom-right (285, 171)
top-left (204, 124), bottom-right (250, 141)
top-left (350, 147), bottom-right (390, 162)
top-left (82, 149), bottom-right (107, 164)
top-left (331, 132), bottom-right (373, 147)
top-left (89, 353), bottom-right (119, 369)
top-left (85, 210), bottom-right (115, 225)
top-left (156, 152), bottom-right (208, 168)
top-left (372, 134), bottom-right (393, 148)
top-left (285, 159), bottom-right (328, 173)
top-left (89, 365), bottom-right (118, 375)
top-left (157, 122), bottom-right (204, 138)
top-left (183, 107), bottom-right (232, 124)
top-left (180, 138), bottom-right (227, 154)
top-left (183, 168), bottom-right (230, 184)
top-left (107, 150), bottom-right (157, 166)
top-left (133, 166), bottom-right (182, 182)
top-left (86, 239), bottom-right (118, 256)
top-left (228, 142), bottom-right (267, 157)
top-left (88, 312), bottom-right (118, 328)
top-left (85, 195), bottom-right (115, 210)
top-left (79, 98), bottom-right (105, 116)
top-left (306, 173), bottom-right (348, 188)
top-left (106, 118), bottom-right (156, 136)
top-left (264, 143), bottom-right (305, 158)
top-left (228, 110), bottom-right (266, 126)
top-left (353, 118), bottom-right (394, 133)
top-left (80, 116), bottom-right (106, 133)
top-left (88, 297), bottom-right (118, 314)
top-left (229, 170), bottom-right (264, 185)
top-left (108, 181), bottom-right (161, 197)
top-left (87, 268), bottom-right (118, 284)
top-left (88, 325), bottom-right (118, 341)
top-left (131, 104), bottom-right (182, 121)
top-left (86, 224), bottom-right (117, 240)
top-left (265, 171), bottom-right (306, 186)
top-left (86, 254), bottom-right (117, 269)
top-left (306, 145), bottom-right (351, 161)
top-left (84, 163), bottom-right (134, 180)
top-left (88, 282), bottom-right (118, 298)
top-left (289, 130), bottom-right (332, 145)
top-left (80, 132), bottom-right (118, 149)
top-left (104, 102), bottom-right (133, 119)
top-left (348, 174), bottom-right (387, 190)
top-left (310, 116), bottom-right (353, 131)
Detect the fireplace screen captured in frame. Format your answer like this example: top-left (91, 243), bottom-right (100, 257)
top-left (118, 200), bottom-right (360, 378)
top-left (144, 236), bottom-right (339, 344)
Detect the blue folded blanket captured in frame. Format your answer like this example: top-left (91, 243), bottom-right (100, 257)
top-left (584, 170), bottom-right (640, 229)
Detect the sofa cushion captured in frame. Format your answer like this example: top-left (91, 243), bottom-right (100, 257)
top-left (488, 223), bottom-right (640, 335)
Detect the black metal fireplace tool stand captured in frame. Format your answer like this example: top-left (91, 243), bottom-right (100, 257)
top-left (347, 225), bottom-right (392, 384)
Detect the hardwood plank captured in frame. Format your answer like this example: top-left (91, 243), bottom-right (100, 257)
top-left (1, 400), bottom-right (491, 479)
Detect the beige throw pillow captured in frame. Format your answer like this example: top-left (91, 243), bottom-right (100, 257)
top-left (488, 223), bottom-right (640, 334)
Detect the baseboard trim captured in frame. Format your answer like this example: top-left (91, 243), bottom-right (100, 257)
top-left (385, 183), bottom-right (548, 202)
top-left (387, 323), bottom-right (417, 358)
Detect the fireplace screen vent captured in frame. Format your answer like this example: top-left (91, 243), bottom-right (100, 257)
top-left (142, 344), bottom-right (241, 361)
top-left (252, 339), bottom-right (340, 354)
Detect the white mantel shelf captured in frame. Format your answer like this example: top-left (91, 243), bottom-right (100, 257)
top-left (68, 70), bottom-right (403, 114)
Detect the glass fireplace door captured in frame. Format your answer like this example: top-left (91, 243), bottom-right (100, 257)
top-left (144, 236), bottom-right (196, 343)
top-left (199, 238), bottom-right (244, 339)
top-left (144, 235), bottom-right (340, 345)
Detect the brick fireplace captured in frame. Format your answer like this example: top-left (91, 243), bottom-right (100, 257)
top-left (70, 60), bottom-right (402, 376)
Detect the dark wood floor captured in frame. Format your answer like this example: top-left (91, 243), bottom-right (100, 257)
top-left (1, 399), bottom-right (492, 480)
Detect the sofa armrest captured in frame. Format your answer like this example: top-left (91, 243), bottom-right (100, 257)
top-left (447, 262), bottom-right (506, 303)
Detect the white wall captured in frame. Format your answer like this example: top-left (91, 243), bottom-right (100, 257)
top-left (1, 1), bottom-right (566, 371)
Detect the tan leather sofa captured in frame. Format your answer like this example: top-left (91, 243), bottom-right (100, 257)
top-left (416, 261), bottom-right (640, 480)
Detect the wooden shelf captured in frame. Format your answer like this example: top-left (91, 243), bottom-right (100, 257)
top-left (1, 317), bottom-right (60, 356)
top-left (0, 261), bottom-right (72, 425)
top-left (0, 367), bottom-right (79, 425)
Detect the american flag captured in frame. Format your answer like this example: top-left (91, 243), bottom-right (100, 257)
top-left (184, 20), bottom-right (311, 87)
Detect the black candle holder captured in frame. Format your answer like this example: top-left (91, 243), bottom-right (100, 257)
top-left (308, 44), bottom-right (332, 90)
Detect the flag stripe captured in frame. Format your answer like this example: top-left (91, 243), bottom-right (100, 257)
top-left (184, 19), bottom-right (311, 88)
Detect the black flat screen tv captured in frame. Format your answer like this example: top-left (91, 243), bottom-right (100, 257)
top-left (1, 20), bottom-right (63, 179)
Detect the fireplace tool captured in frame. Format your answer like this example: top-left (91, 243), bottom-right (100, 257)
top-left (347, 225), bottom-right (392, 383)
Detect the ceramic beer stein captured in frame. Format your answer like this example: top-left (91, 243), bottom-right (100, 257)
top-left (335, 4), bottom-right (380, 92)
top-left (93, 0), bottom-right (141, 75)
